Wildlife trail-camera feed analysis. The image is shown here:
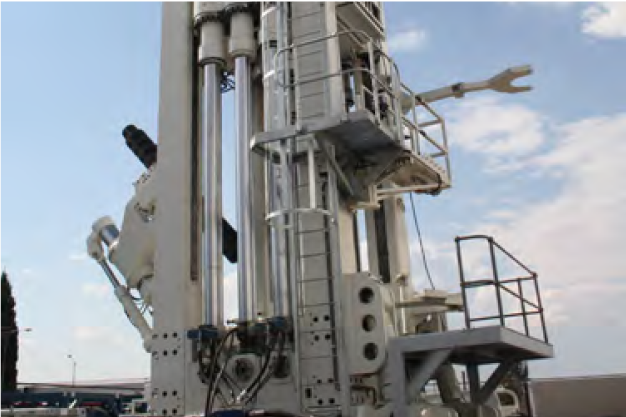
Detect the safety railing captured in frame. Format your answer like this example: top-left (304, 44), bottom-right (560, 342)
top-left (271, 30), bottom-right (451, 186)
top-left (455, 235), bottom-right (548, 343)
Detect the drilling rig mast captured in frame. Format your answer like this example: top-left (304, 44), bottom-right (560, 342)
top-left (86, 3), bottom-right (553, 417)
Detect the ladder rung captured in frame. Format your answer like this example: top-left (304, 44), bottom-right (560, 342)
top-left (298, 276), bottom-right (333, 283)
top-left (296, 182), bottom-right (325, 189)
top-left (304, 405), bottom-right (342, 412)
top-left (302, 382), bottom-right (336, 387)
top-left (299, 327), bottom-right (335, 333)
top-left (300, 251), bottom-right (331, 259)
top-left (296, 228), bottom-right (329, 235)
top-left (300, 354), bottom-right (337, 360)
top-left (299, 301), bottom-right (335, 308)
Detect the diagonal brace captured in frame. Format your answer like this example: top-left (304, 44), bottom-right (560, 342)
top-left (473, 359), bottom-right (518, 404)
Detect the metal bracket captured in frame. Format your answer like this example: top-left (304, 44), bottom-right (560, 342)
top-left (469, 359), bottom-right (518, 404)
top-left (412, 65), bottom-right (533, 105)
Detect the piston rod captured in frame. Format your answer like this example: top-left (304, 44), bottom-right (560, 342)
top-left (235, 55), bottom-right (257, 322)
top-left (201, 62), bottom-right (224, 327)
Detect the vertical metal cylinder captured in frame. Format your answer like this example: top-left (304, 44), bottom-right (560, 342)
top-left (201, 63), bottom-right (224, 327)
top-left (261, 3), bottom-right (291, 319)
top-left (235, 56), bottom-right (257, 321)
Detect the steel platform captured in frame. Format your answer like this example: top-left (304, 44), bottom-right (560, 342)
top-left (391, 325), bottom-right (553, 365)
top-left (388, 326), bottom-right (553, 417)
top-left (251, 110), bottom-right (449, 193)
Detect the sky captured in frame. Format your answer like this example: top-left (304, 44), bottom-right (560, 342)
top-left (1, 2), bottom-right (626, 384)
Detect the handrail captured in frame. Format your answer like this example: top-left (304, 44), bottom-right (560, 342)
top-left (455, 235), bottom-right (548, 343)
top-left (273, 29), bottom-right (373, 89)
top-left (269, 27), bottom-right (452, 197)
top-left (456, 235), bottom-right (536, 277)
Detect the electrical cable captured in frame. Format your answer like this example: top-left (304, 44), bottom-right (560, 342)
top-left (240, 328), bottom-right (278, 405)
top-left (204, 328), bottom-right (238, 417)
top-left (245, 329), bottom-right (286, 405)
top-left (203, 339), bottom-right (218, 417)
top-left (409, 193), bottom-right (436, 290)
top-left (208, 330), bottom-right (239, 411)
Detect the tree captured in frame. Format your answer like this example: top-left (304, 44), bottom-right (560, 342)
top-left (2, 271), bottom-right (19, 391)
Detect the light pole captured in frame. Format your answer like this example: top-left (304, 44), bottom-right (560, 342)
top-left (67, 354), bottom-right (77, 386)
top-left (1, 327), bottom-right (32, 388)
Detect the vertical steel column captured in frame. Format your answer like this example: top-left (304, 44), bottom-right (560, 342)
top-left (455, 237), bottom-right (472, 329)
top-left (488, 238), bottom-right (505, 326)
top-left (533, 273), bottom-right (549, 342)
top-left (201, 62), bottom-right (223, 326)
top-left (235, 56), bottom-right (257, 321)
top-left (518, 279), bottom-right (529, 336)
top-left (261, 2), bottom-right (291, 319)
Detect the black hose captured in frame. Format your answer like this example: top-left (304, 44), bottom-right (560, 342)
top-left (208, 330), bottom-right (239, 412)
top-left (245, 330), bottom-right (286, 404)
top-left (204, 328), bottom-right (238, 417)
top-left (241, 329), bottom-right (278, 403)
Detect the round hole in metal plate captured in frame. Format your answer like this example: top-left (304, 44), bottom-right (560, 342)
top-left (362, 315), bottom-right (376, 332)
top-left (363, 343), bottom-right (378, 360)
top-left (359, 287), bottom-right (374, 304)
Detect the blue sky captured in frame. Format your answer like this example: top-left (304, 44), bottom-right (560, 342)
top-left (2, 2), bottom-right (625, 383)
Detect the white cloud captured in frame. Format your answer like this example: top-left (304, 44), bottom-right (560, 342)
top-left (387, 28), bottom-right (427, 52)
top-left (408, 236), bottom-right (460, 292)
top-left (503, 1), bottom-right (626, 39)
top-left (69, 252), bottom-right (89, 262)
top-left (447, 96), bottom-right (548, 172)
top-left (582, 2), bottom-right (626, 39)
top-left (74, 325), bottom-right (107, 341)
top-left (73, 325), bottom-right (126, 347)
top-left (503, 1), bottom-right (576, 9)
top-left (461, 108), bottom-right (626, 328)
top-left (81, 282), bottom-right (111, 299)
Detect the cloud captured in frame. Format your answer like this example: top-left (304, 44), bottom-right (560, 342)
top-left (74, 325), bottom-right (108, 341)
top-left (387, 28), bottom-right (427, 52)
top-left (69, 252), bottom-right (89, 262)
top-left (458, 107), bottom-right (626, 327)
top-left (503, 1), bottom-right (576, 9)
top-left (81, 282), bottom-right (111, 299)
top-left (447, 96), bottom-right (548, 172)
top-left (73, 325), bottom-right (126, 346)
top-left (582, 2), bottom-right (626, 39)
top-left (503, 1), bottom-right (626, 39)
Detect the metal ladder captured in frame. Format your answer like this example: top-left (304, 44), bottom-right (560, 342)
top-left (291, 142), bottom-right (348, 416)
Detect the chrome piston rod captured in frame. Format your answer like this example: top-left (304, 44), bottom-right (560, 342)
top-left (261, 3), bottom-right (290, 319)
top-left (201, 62), bottom-right (223, 326)
top-left (236, 56), bottom-right (257, 322)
